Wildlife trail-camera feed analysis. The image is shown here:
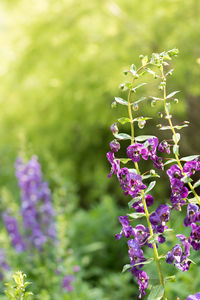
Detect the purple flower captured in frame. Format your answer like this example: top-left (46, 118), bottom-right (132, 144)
top-left (128, 239), bottom-right (146, 267)
top-left (149, 205), bottom-right (170, 243)
top-left (183, 159), bottom-right (200, 176)
top-left (110, 140), bottom-right (120, 152)
top-left (115, 216), bottom-right (134, 240)
top-left (189, 223), bottom-right (200, 251)
top-left (131, 267), bottom-right (149, 298)
top-left (133, 225), bottom-right (150, 247)
top-left (158, 140), bottom-right (170, 154)
top-left (166, 234), bottom-right (191, 271)
top-left (62, 275), bottom-right (75, 292)
top-left (132, 194), bottom-right (154, 213)
top-left (184, 204), bottom-right (200, 226)
top-left (151, 154), bottom-right (164, 170)
top-left (110, 123), bottom-right (119, 134)
top-left (107, 152), bottom-right (120, 178)
top-left (127, 143), bottom-right (143, 163)
top-left (73, 266), bottom-right (80, 272)
top-left (187, 293), bottom-right (200, 300)
top-left (2, 213), bottom-right (26, 252)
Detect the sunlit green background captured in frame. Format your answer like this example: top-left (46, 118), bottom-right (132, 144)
top-left (0, 0), bottom-right (200, 299)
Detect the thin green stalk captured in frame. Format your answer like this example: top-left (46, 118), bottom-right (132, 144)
top-left (161, 66), bottom-right (200, 205)
top-left (127, 76), bottom-right (167, 299)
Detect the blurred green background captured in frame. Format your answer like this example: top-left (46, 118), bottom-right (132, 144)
top-left (0, 0), bottom-right (200, 299)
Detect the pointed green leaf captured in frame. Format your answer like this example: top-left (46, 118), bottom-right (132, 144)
top-left (114, 97), bottom-right (128, 106)
top-left (135, 135), bottom-right (156, 142)
top-left (119, 158), bottom-right (131, 164)
top-left (165, 275), bottom-right (176, 283)
top-left (193, 179), bottom-right (200, 189)
top-left (164, 159), bottom-right (177, 166)
top-left (180, 155), bottom-right (199, 162)
top-left (122, 264), bottom-right (132, 273)
top-left (128, 196), bottom-right (142, 208)
top-left (118, 117), bottom-right (131, 124)
top-left (173, 133), bottom-right (180, 143)
top-left (128, 212), bottom-right (145, 219)
top-left (114, 133), bottom-right (131, 140)
top-left (134, 258), bottom-right (154, 267)
top-left (173, 145), bottom-right (179, 155)
top-left (132, 83), bottom-right (147, 92)
top-left (132, 96), bottom-right (147, 105)
top-left (166, 91), bottom-right (180, 99)
top-left (145, 181), bottom-right (156, 194)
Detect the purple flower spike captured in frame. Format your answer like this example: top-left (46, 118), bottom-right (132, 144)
top-left (127, 143), bottom-right (143, 163)
top-left (110, 140), bottom-right (120, 152)
top-left (131, 267), bottom-right (149, 299)
top-left (115, 216), bottom-right (134, 240)
top-left (187, 293), bottom-right (200, 300)
top-left (2, 213), bottom-right (26, 253)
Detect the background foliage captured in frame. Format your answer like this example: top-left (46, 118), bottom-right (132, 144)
top-left (0, 0), bottom-right (200, 299)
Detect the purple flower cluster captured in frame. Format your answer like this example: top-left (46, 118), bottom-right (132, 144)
top-left (167, 164), bottom-right (189, 208)
top-left (2, 213), bottom-right (26, 253)
top-left (0, 249), bottom-right (9, 281)
top-left (149, 204), bottom-right (170, 243)
top-left (166, 234), bottom-right (191, 271)
top-left (126, 137), bottom-right (163, 170)
top-left (14, 156), bottom-right (56, 250)
top-left (187, 293), bottom-right (200, 300)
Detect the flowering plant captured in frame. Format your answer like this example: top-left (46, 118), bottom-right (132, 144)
top-left (107, 49), bottom-right (200, 299)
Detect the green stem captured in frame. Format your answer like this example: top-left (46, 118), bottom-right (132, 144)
top-left (161, 66), bottom-right (200, 205)
top-left (127, 75), bottom-right (167, 299)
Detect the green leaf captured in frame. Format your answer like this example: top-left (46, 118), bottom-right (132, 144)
top-left (119, 158), bottom-right (131, 164)
top-left (132, 83), bottom-right (147, 92)
top-left (133, 117), bottom-right (152, 122)
top-left (166, 90), bottom-right (180, 99)
top-left (128, 168), bottom-right (137, 174)
top-left (132, 96), bottom-right (147, 105)
top-left (193, 179), bottom-right (200, 188)
top-left (135, 135), bottom-right (155, 142)
top-left (188, 197), bottom-right (198, 204)
top-left (118, 117), bottom-right (131, 124)
top-left (114, 97), bottom-right (128, 106)
top-left (128, 196), bottom-right (142, 208)
top-left (122, 264), bottom-right (132, 273)
top-left (165, 275), bottom-right (176, 283)
top-left (180, 155), bottom-right (199, 162)
top-left (114, 133), bottom-right (131, 140)
top-left (145, 181), bottom-right (156, 194)
top-left (151, 96), bottom-right (163, 101)
top-left (142, 173), bottom-right (160, 180)
top-left (164, 159), bottom-right (177, 166)
top-left (148, 285), bottom-right (164, 300)
top-left (128, 212), bottom-right (145, 219)
top-left (173, 133), bottom-right (180, 143)
top-left (134, 258), bottom-right (154, 267)
top-left (173, 145), bottom-right (179, 155)
top-left (181, 176), bottom-right (193, 183)
top-left (174, 124), bottom-right (188, 130)
top-left (130, 64), bottom-right (136, 72)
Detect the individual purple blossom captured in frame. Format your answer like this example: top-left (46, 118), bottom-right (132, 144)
top-left (184, 204), bottom-right (200, 226)
top-left (131, 267), bottom-right (149, 299)
top-left (110, 123), bottom-right (119, 134)
top-left (107, 151), bottom-right (120, 178)
top-left (158, 140), bottom-right (170, 154)
top-left (183, 159), bottom-right (200, 176)
top-left (73, 265), bottom-right (80, 272)
top-left (151, 154), bottom-right (164, 170)
top-left (127, 143), bottom-right (143, 162)
top-left (133, 225), bottom-right (151, 247)
top-left (166, 234), bottom-right (191, 271)
top-left (62, 275), bottom-right (75, 292)
top-left (187, 293), bottom-right (200, 300)
top-left (2, 213), bottom-right (26, 253)
top-left (149, 204), bottom-right (170, 243)
top-left (115, 215), bottom-right (134, 240)
top-left (110, 140), bottom-right (120, 152)
top-left (189, 223), bottom-right (200, 250)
